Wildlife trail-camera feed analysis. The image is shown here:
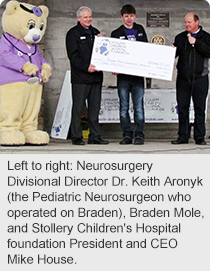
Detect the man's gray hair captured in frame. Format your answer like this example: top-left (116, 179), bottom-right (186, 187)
top-left (77, 6), bottom-right (92, 17)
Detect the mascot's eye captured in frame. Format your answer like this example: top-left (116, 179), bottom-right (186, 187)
top-left (27, 20), bottom-right (36, 30)
top-left (39, 23), bottom-right (45, 31)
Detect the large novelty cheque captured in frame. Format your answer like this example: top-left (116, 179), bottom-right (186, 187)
top-left (91, 36), bottom-right (176, 81)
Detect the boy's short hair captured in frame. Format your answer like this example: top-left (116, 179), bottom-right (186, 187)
top-left (121, 4), bottom-right (136, 16)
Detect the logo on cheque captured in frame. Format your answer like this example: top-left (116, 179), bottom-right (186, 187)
top-left (95, 39), bottom-right (111, 56)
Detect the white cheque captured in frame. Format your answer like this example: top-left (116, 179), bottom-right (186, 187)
top-left (91, 36), bottom-right (176, 81)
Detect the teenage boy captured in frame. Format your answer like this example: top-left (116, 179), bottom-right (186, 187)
top-left (111, 4), bottom-right (148, 145)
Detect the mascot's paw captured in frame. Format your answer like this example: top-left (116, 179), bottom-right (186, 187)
top-left (21, 62), bottom-right (39, 76)
top-left (25, 130), bottom-right (49, 145)
top-left (0, 131), bottom-right (25, 146)
top-left (41, 63), bottom-right (52, 83)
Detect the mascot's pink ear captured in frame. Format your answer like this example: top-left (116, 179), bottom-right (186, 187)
top-left (4, 0), bottom-right (19, 15)
top-left (39, 5), bottom-right (49, 18)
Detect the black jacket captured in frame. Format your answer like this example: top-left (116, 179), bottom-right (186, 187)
top-left (174, 27), bottom-right (210, 81)
top-left (111, 23), bottom-right (148, 42)
top-left (111, 23), bottom-right (148, 79)
top-left (66, 22), bottom-right (103, 84)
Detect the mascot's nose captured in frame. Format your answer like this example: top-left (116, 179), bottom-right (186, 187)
top-left (33, 35), bottom-right (41, 42)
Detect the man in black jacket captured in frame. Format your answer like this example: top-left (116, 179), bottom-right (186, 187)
top-left (111, 4), bottom-right (148, 145)
top-left (171, 13), bottom-right (210, 145)
top-left (66, 6), bottom-right (109, 145)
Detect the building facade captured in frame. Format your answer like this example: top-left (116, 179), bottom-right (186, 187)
top-left (1, 0), bottom-right (210, 138)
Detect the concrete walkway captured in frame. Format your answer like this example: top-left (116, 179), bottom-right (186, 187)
top-left (1, 138), bottom-right (210, 154)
